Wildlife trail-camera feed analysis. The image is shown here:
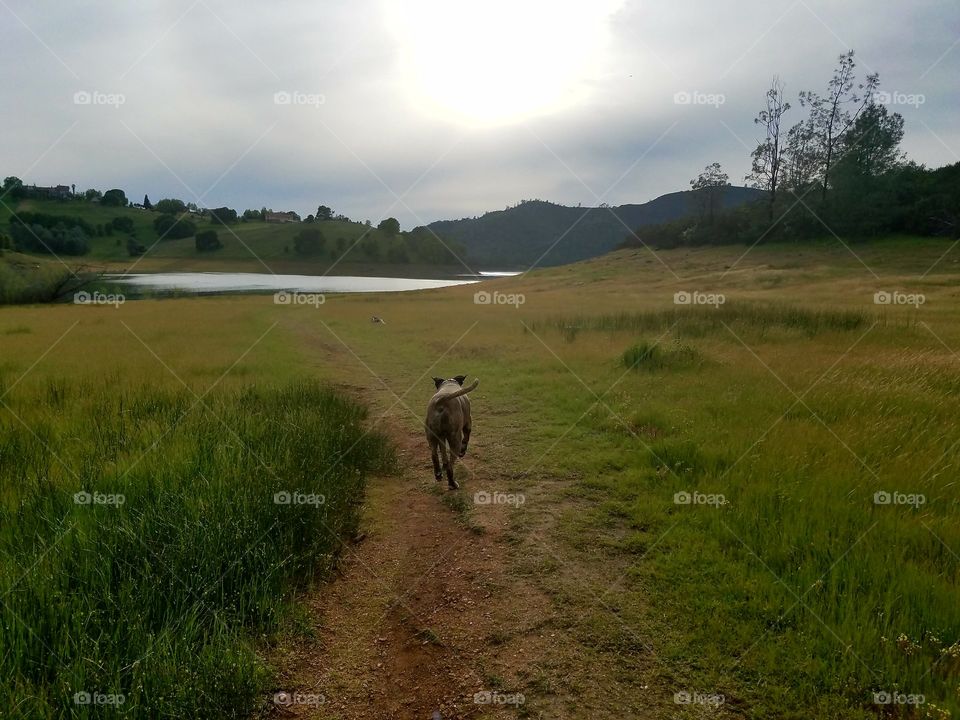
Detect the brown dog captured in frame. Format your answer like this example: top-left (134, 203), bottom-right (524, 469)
top-left (424, 375), bottom-right (478, 489)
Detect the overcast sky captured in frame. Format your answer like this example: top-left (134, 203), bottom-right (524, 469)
top-left (2, 0), bottom-right (957, 228)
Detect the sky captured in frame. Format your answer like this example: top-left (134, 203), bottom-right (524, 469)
top-left (2, 0), bottom-right (957, 229)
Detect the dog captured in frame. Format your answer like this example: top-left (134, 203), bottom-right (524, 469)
top-left (424, 375), bottom-right (478, 489)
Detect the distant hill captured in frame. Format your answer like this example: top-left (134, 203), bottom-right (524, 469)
top-left (427, 187), bottom-right (764, 267)
top-left (0, 199), bottom-right (464, 268)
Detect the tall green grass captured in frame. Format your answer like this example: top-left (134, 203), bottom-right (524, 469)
top-left (0, 258), bottom-right (74, 305)
top-left (0, 378), bottom-right (391, 718)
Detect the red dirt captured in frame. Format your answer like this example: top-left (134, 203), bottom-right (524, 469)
top-left (267, 421), bottom-right (553, 720)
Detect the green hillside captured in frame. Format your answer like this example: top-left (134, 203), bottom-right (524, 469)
top-left (427, 187), bottom-right (763, 267)
top-left (0, 198), bottom-right (464, 268)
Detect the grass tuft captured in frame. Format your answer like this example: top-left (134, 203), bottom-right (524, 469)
top-left (622, 340), bottom-right (704, 371)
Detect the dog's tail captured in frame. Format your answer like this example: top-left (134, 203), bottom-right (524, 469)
top-left (438, 378), bottom-right (479, 401)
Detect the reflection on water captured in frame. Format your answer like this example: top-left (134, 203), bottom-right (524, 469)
top-left (111, 272), bottom-right (485, 295)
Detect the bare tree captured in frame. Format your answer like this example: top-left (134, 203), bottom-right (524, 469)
top-left (799, 50), bottom-right (879, 202)
top-left (746, 76), bottom-right (790, 222)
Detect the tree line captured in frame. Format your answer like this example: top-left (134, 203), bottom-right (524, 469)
top-left (1, 176), bottom-right (464, 264)
top-left (623, 50), bottom-right (958, 249)
top-left (289, 221), bottom-right (465, 265)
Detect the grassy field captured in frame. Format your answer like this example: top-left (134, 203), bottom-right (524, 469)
top-left (2, 236), bottom-right (959, 718)
top-left (0, 302), bottom-right (391, 718)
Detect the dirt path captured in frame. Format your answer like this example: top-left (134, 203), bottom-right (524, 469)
top-left (267, 415), bottom-right (553, 720)
top-left (264, 315), bottom-right (672, 719)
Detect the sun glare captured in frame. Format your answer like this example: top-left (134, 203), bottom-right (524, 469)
top-left (386, 0), bottom-right (622, 126)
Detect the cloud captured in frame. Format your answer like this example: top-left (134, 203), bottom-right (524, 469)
top-left (1, 0), bottom-right (956, 230)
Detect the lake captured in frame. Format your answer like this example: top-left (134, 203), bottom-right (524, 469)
top-left (110, 271), bottom-right (518, 295)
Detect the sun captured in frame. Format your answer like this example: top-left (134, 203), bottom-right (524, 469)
top-left (386, 0), bottom-right (622, 127)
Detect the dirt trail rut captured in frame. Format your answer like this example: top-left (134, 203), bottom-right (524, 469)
top-left (268, 417), bottom-right (550, 720)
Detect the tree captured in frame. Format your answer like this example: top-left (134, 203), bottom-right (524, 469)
top-left (316, 205), bottom-right (333, 221)
top-left (127, 237), bottom-right (146, 256)
top-left (84, 188), bottom-right (102, 202)
top-left (747, 77), bottom-right (790, 222)
top-left (208, 206), bottom-right (238, 225)
top-left (143, 194), bottom-right (152, 210)
top-left (377, 217), bottom-right (400, 235)
top-left (827, 101), bottom-right (906, 234)
top-left (799, 50), bottom-right (879, 202)
top-left (242, 209), bottom-right (262, 221)
top-left (101, 189), bottom-right (127, 207)
top-left (153, 214), bottom-right (196, 239)
top-left (360, 234), bottom-right (380, 259)
top-left (783, 117), bottom-right (820, 192)
top-left (293, 227), bottom-right (326, 256)
top-left (155, 198), bottom-right (187, 215)
top-left (835, 101), bottom-right (905, 180)
top-left (690, 163), bottom-right (730, 224)
top-left (2, 177), bottom-right (24, 200)
top-left (9, 221), bottom-right (89, 256)
top-left (195, 229), bottom-right (222, 252)
top-left (111, 217), bottom-right (135, 234)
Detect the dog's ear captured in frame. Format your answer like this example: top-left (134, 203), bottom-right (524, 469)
top-left (432, 377), bottom-right (445, 389)
top-left (453, 375), bottom-right (466, 386)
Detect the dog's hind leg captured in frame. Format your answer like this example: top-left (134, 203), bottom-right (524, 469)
top-left (440, 441), bottom-right (458, 490)
top-left (429, 436), bottom-right (442, 481)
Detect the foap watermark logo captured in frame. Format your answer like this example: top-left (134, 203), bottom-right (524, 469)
top-left (674, 690), bottom-right (725, 707)
top-left (873, 690), bottom-right (925, 706)
top-left (273, 90), bottom-right (325, 109)
top-left (674, 490), bottom-right (726, 507)
top-left (872, 90), bottom-right (925, 108)
top-left (873, 490), bottom-right (925, 509)
top-left (474, 490), bottom-right (526, 507)
top-left (74, 490), bottom-right (125, 507)
top-left (73, 691), bottom-right (126, 706)
top-left (474, 289), bottom-right (525, 308)
top-left (674, 290), bottom-right (725, 308)
top-left (74, 290), bottom-right (125, 307)
top-left (273, 691), bottom-right (325, 708)
top-left (873, 290), bottom-right (925, 308)
top-left (474, 690), bottom-right (525, 706)
top-left (73, 90), bottom-right (125, 108)
top-left (274, 490), bottom-right (325, 507)
top-left (274, 290), bottom-right (324, 307)
top-left (673, 90), bottom-right (725, 108)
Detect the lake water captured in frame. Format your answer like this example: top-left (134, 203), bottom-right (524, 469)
top-left (110, 271), bottom-right (517, 295)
